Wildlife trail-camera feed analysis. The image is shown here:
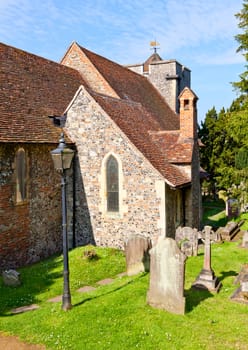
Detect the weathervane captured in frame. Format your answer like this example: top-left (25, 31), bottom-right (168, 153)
top-left (150, 40), bottom-right (160, 54)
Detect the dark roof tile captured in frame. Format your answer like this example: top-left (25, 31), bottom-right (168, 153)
top-left (0, 42), bottom-right (85, 143)
top-left (1, 42), bottom-right (191, 186)
top-left (78, 45), bottom-right (179, 131)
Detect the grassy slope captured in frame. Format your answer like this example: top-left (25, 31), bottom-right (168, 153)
top-left (202, 199), bottom-right (248, 230)
top-left (0, 243), bottom-right (248, 350)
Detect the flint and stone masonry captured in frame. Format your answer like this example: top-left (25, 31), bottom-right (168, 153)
top-left (127, 59), bottom-right (190, 113)
top-left (64, 87), bottom-right (186, 248)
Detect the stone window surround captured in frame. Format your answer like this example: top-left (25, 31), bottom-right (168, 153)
top-left (14, 147), bottom-right (29, 205)
top-left (106, 155), bottom-right (119, 212)
top-left (99, 152), bottom-right (127, 218)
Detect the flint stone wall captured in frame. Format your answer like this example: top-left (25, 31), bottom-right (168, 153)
top-left (126, 60), bottom-right (190, 113)
top-left (65, 87), bottom-right (186, 248)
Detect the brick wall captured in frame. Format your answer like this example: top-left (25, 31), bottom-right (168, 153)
top-left (0, 143), bottom-right (63, 270)
top-left (179, 88), bottom-right (198, 141)
top-left (179, 88), bottom-right (201, 229)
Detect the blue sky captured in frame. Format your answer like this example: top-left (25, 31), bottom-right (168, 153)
top-left (0, 0), bottom-right (245, 122)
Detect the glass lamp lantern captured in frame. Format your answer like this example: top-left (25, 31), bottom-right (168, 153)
top-left (51, 133), bottom-right (75, 171)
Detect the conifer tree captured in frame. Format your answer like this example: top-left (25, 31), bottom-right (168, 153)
top-left (232, 0), bottom-right (248, 94)
top-left (198, 1), bottom-right (248, 204)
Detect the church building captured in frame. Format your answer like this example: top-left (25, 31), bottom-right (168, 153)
top-left (0, 41), bottom-right (201, 269)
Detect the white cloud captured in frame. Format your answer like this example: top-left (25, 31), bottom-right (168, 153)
top-left (0, 0), bottom-right (244, 65)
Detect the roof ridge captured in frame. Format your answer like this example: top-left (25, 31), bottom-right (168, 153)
top-left (148, 130), bottom-right (180, 135)
top-left (1, 42), bottom-right (57, 67)
top-left (78, 43), bottom-right (156, 84)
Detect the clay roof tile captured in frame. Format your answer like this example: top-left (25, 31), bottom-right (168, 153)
top-left (0, 42), bottom-right (85, 143)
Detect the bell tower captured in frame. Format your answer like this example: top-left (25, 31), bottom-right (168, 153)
top-left (126, 43), bottom-right (191, 113)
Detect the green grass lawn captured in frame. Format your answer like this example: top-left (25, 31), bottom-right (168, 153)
top-left (202, 199), bottom-right (227, 228)
top-left (235, 212), bottom-right (248, 230)
top-left (0, 243), bottom-right (248, 350)
top-left (202, 199), bottom-right (248, 230)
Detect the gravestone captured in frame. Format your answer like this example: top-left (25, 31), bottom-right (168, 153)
top-left (175, 226), bottom-right (199, 256)
top-left (227, 198), bottom-right (239, 219)
top-left (241, 280), bottom-right (248, 299)
top-left (147, 237), bottom-right (187, 315)
top-left (192, 226), bottom-right (221, 293)
top-left (231, 264), bottom-right (248, 304)
top-left (216, 221), bottom-right (240, 241)
top-left (242, 231), bottom-right (248, 248)
top-left (125, 234), bottom-right (152, 276)
top-left (2, 269), bottom-right (21, 287)
top-left (198, 227), bottom-right (221, 243)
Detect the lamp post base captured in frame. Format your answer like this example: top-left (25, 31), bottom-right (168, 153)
top-left (62, 295), bottom-right (72, 311)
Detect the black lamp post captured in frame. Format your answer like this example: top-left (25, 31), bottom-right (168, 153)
top-left (51, 133), bottom-right (75, 311)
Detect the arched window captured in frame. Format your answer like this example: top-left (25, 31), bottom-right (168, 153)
top-left (16, 148), bottom-right (27, 203)
top-left (106, 155), bottom-right (119, 212)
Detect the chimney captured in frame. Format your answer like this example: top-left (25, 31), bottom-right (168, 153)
top-left (179, 87), bottom-right (198, 141)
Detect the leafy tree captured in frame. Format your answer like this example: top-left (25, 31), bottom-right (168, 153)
top-left (235, 148), bottom-right (248, 169)
top-left (198, 1), bottom-right (248, 206)
top-left (199, 107), bottom-right (238, 190)
top-left (232, 0), bottom-right (248, 94)
top-left (228, 0), bottom-right (248, 204)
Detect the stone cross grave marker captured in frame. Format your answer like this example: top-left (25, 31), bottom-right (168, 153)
top-left (192, 225), bottom-right (221, 293)
top-left (147, 237), bottom-right (187, 315)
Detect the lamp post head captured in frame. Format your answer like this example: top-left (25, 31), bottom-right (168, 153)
top-left (51, 133), bottom-right (75, 172)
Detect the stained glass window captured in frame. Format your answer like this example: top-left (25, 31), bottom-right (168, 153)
top-left (106, 155), bottom-right (119, 212)
top-left (16, 148), bottom-right (27, 202)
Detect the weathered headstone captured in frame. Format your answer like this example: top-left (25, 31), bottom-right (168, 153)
top-left (241, 280), bottom-right (248, 299)
top-left (227, 198), bottom-right (240, 219)
top-left (192, 226), bottom-right (221, 293)
top-left (175, 226), bottom-right (199, 256)
top-left (2, 269), bottom-right (21, 287)
top-left (231, 264), bottom-right (248, 304)
top-left (125, 234), bottom-right (152, 276)
top-left (216, 221), bottom-right (240, 241)
top-left (147, 237), bottom-right (187, 315)
top-left (242, 231), bottom-right (248, 248)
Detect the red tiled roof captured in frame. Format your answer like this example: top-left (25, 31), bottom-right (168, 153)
top-left (74, 44), bottom-right (191, 185)
top-left (91, 91), bottom-right (190, 186)
top-left (78, 45), bottom-right (179, 131)
top-left (0, 42), bottom-right (191, 186)
top-left (149, 131), bottom-right (193, 163)
top-left (0, 42), bottom-right (85, 143)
